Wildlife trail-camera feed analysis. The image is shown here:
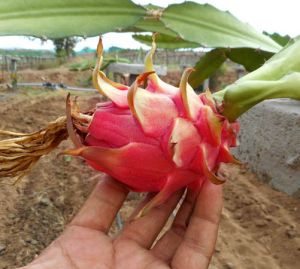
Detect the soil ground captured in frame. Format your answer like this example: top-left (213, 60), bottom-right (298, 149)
top-left (0, 81), bottom-right (299, 268)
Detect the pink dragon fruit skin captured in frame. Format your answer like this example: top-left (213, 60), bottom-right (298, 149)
top-left (65, 37), bottom-right (239, 216)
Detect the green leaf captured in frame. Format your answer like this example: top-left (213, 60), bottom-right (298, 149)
top-left (133, 3), bottom-right (178, 35)
top-left (124, 4), bottom-right (176, 36)
top-left (132, 34), bottom-right (199, 49)
top-left (188, 47), bottom-right (273, 89)
top-left (189, 49), bottom-right (227, 88)
top-left (133, 19), bottom-right (177, 36)
top-left (263, 32), bottom-right (292, 46)
top-left (0, 0), bottom-right (146, 38)
top-left (226, 48), bottom-right (273, 72)
top-left (161, 2), bottom-right (282, 52)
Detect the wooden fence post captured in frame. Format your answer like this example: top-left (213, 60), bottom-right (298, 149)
top-left (10, 58), bottom-right (18, 89)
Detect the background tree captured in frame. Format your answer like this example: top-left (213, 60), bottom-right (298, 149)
top-left (52, 37), bottom-right (79, 59)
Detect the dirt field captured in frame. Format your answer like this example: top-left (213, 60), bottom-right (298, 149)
top-left (0, 87), bottom-right (299, 269)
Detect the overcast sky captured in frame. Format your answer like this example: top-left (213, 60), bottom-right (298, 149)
top-left (0, 0), bottom-right (299, 51)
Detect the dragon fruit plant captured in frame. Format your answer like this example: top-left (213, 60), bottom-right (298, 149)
top-left (0, 36), bottom-right (299, 217)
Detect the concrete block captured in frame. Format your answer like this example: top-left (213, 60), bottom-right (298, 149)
top-left (233, 99), bottom-right (300, 196)
top-left (107, 63), bottom-right (167, 76)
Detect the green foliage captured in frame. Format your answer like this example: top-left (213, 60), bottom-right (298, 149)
top-left (225, 48), bottom-right (273, 71)
top-left (53, 37), bottom-right (79, 58)
top-left (236, 37), bottom-right (300, 81)
top-left (214, 37), bottom-right (300, 121)
top-left (132, 19), bottom-right (177, 36)
top-left (107, 46), bottom-right (123, 53)
top-left (160, 2), bottom-right (281, 52)
top-left (0, 48), bottom-right (54, 57)
top-left (189, 49), bottom-right (227, 89)
top-left (0, 0), bottom-right (280, 54)
top-left (0, 0), bottom-right (146, 38)
top-left (128, 3), bottom-right (177, 36)
top-left (263, 32), bottom-right (292, 46)
top-left (0, 0), bottom-right (297, 120)
top-left (133, 32), bottom-right (274, 86)
top-left (188, 47), bottom-right (273, 88)
top-left (132, 34), bottom-right (199, 49)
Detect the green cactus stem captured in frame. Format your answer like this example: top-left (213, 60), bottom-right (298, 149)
top-left (213, 36), bottom-right (300, 122)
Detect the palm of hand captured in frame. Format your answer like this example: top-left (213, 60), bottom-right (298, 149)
top-left (21, 176), bottom-right (222, 269)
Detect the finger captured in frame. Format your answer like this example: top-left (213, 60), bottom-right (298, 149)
top-left (172, 180), bottom-right (223, 269)
top-left (116, 189), bottom-right (184, 249)
top-left (70, 175), bottom-right (128, 233)
top-left (151, 189), bottom-right (197, 262)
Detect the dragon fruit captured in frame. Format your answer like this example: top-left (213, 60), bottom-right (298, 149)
top-left (64, 37), bottom-right (240, 216)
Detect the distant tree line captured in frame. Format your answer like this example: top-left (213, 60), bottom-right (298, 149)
top-left (0, 48), bottom-right (54, 57)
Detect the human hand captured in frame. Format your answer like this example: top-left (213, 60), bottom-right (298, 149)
top-left (20, 175), bottom-right (223, 269)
